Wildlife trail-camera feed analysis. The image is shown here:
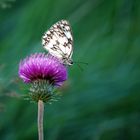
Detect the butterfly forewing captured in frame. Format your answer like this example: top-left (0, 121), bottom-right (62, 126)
top-left (42, 20), bottom-right (73, 65)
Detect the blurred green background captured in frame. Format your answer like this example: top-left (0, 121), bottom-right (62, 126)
top-left (0, 0), bottom-right (140, 139)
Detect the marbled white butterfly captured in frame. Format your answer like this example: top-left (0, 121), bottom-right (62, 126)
top-left (42, 20), bottom-right (73, 66)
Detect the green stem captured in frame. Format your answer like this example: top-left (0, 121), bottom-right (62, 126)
top-left (38, 100), bottom-right (44, 140)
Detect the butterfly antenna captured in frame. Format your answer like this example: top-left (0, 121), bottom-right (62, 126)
top-left (73, 61), bottom-right (88, 71)
top-left (76, 63), bottom-right (84, 71)
top-left (74, 61), bottom-right (88, 65)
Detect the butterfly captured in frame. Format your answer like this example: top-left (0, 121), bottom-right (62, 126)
top-left (42, 20), bottom-right (73, 66)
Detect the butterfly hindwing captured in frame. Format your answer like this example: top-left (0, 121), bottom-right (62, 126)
top-left (42, 20), bottom-right (73, 65)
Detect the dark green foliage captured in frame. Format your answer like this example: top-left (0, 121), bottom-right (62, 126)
top-left (0, 0), bottom-right (140, 139)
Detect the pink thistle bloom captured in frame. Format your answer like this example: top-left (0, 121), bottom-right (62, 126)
top-left (18, 53), bottom-right (67, 86)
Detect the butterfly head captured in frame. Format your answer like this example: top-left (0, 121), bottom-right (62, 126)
top-left (62, 57), bottom-right (73, 66)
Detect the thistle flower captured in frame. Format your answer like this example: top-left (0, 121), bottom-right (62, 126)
top-left (18, 53), bottom-right (68, 140)
top-left (18, 53), bottom-right (67, 102)
top-left (19, 53), bottom-right (67, 86)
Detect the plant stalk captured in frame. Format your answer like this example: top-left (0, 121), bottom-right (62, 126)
top-left (38, 100), bottom-right (44, 140)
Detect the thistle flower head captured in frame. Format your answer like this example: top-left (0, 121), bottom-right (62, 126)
top-left (18, 53), bottom-right (68, 102)
top-left (18, 53), bottom-right (67, 86)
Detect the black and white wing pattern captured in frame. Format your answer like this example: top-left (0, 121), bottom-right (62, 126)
top-left (42, 20), bottom-right (73, 66)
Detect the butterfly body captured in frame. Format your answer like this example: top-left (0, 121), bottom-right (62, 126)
top-left (42, 20), bottom-right (73, 66)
